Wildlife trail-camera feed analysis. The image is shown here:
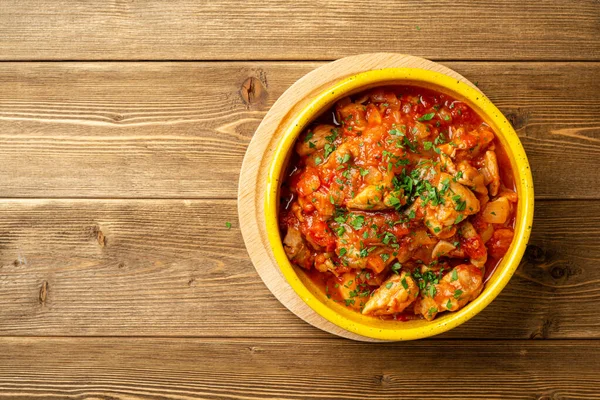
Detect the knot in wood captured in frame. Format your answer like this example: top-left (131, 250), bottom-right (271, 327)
top-left (550, 266), bottom-right (566, 279)
top-left (505, 109), bottom-right (530, 130)
top-left (374, 374), bottom-right (392, 385)
top-left (39, 280), bottom-right (48, 305)
top-left (525, 244), bottom-right (546, 264)
top-left (240, 77), bottom-right (267, 107)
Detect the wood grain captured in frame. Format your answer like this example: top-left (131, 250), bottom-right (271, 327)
top-left (0, 0), bottom-right (598, 61)
top-left (0, 61), bottom-right (598, 199)
top-left (0, 337), bottom-right (598, 400)
top-left (0, 199), bottom-right (596, 339)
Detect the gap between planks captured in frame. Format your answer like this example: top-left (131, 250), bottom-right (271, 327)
top-left (0, 59), bottom-right (599, 63)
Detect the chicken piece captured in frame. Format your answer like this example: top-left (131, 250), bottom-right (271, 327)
top-left (314, 253), bottom-right (336, 274)
top-left (362, 272), bottom-right (419, 316)
top-left (414, 264), bottom-right (483, 321)
top-left (480, 150), bottom-right (500, 196)
top-left (346, 185), bottom-right (406, 211)
top-left (456, 160), bottom-right (488, 195)
top-left (424, 173), bottom-right (480, 238)
top-left (336, 101), bottom-right (367, 133)
top-left (333, 272), bottom-right (363, 310)
top-left (309, 190), bottom-right (336, 219)
top-left (321, 142), bottom-right (360, 169)
top-left (356, 269), bottom-right (388, 286)
top-left (439, 153), bottom-right (457, 174)
top-left (481, 196), bottom-right (511, 224)
top-left (431, 240), bottom-right (457, 259)
top-left (347, 185), bottom-right (387, 210)
top-left (283, 227), bottom-right (313, 269)
top-left (362, 166), bottom-right (394, 186)
top-left (336, 240), bottom-right (368, 270)
top-left (459, 222), bottom-right (488, 268)
top-left (450, 125), bottom-right (495, 156)
top-left (296, 124), bottom-right (337, 156)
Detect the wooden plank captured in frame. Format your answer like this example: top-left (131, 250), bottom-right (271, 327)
top-left (0, 199), bottom-right (597, 339)
top-left (0, 337), bottom-right (598, 399)
top-left (0, 61), bottom-right (598, 199)
top-left (0, 1), bottom-right (598, 61)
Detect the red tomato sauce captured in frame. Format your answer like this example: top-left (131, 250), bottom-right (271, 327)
top-left (279, 86), bottom-right (517, 321)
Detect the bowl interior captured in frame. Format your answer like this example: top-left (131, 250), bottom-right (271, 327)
top-left (265, 68), bottom-right (534, 340)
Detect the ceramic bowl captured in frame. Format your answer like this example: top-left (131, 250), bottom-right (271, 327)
top-left (264, 68), bottom-right (534, 340)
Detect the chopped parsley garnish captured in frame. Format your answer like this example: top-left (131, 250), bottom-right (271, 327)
top-left (426, 284), bottom-right (437, 298)
top-left (403, 137), bottom-right (417, 152)
top-left (314, 156), bottom-right (322, 165)
top-left (350, 215), bottom-right (365, 230)
top-left (326, 128), bottom-right (338, 143)
top-left (304, 131), bottom-right (314, 142)
top-left (446, 299), bottom-right (452, 309)
top-left (423, 141), bottom-right (433, 150)
top-left (339, 248), bottom-right (347, 257)
top-left (380, 253), bottom-right (390, 262)
top-left (454, 289), bottom-right (463, 299)
top-left (401, 277), bottom-right (409, 290)
top-left (324, 143), bottom-right (335, 159)
top-left (391, 262), bottom-right (402, 274)
top-left (225, 222), bottom-right (232, 229)
top-left (382, 232), bottom-right (396, 245)
top-left (417, 113), bottom-right (435, 121)
top-left (385, 282), bottom-right (394, 289)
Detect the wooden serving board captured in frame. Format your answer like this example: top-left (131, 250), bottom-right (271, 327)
top-left (238, 53), bottom-right (478, 341)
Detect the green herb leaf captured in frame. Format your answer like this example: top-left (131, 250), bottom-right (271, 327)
top-left (326, 128), bottom-right (338, 143)
top-left (454, 289), bottom-right (463, 299)
top-left (324, 143), bottom-right (335, 159)
top-left (225, 222), bottom-right (232, 229)
top-left (386, 282), bottom-right (393, 289)
top-left (401, 278), bottom-right (409, 290)
top-left (426, 284), bottom-right (437, 298)
top-left (451, 269), bottom-right (458, 282)
top-left (350, 215), bottom-right (365, 230)
top-left (418, 113), bottom-right (435, 121)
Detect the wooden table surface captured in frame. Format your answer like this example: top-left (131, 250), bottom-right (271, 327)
top-left (0, 1), bottom-right (598, 399)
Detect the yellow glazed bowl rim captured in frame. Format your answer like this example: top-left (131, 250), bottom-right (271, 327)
top-left (265, 68), bottom-right (534, 341)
